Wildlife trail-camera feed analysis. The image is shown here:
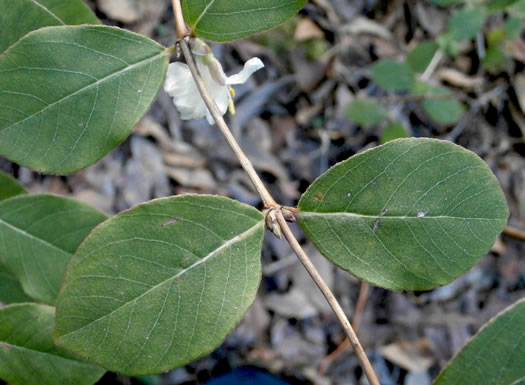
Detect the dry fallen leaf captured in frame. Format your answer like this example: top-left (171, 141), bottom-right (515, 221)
top-left (97, 0), bottom-right (166, 35)
top-left (340, 17), bottom-right (392, 40)
top-left (379, 339), bottom-right (434, 373)
top-left (415, 2), bottom-right (446, 36)
top-left (295, 18), bottom-right (325, 41)
top-left (437, 68), bottom-right (484, 90)
top-left (97, 0), bottom-right (142, 23)
top-left (264, 289), bottom-right (318, 319)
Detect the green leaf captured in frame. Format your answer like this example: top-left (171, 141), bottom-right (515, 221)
top-left (503, 17), bottom-right (523, 40)
top-left (430, 0), bottom-right (465, 6)
top-left (33, 0), bottom-right (100, 24)
top-left (370, 60), bottom-right (414, 91)
top-left (434, 298), bottom-right (525, 385)
top-left (380, 123), bottom-right (409, 144)
top-left (407, 42), bottom-right (439, 73)
top-left (346, 99), bottom-right (387, 126)
top-left (54, 195), bottom-right (264, 375)
top-left (182, 0), bottom-right (307, 42)
top-left (487, 0), bottom-right (519, 12)
top-left (0, 171), bottom-right (25, 201)
top-left (509, 0), bottom-right (525, 17)
top-left (0, 0), bottom-right (100, 53)
top-left (448, 6), bottom-right (487, 41)
top-left (0, 194), bottom-right (107, 304)
top-left (297, 138), bottom-right (508, 291)
top-left (412, 80), bottom-right (450, 97)
top-left (0, 303), bottom-right (105, 385)
top-left (437, 33), bottom-right (461, 56)
top-left (0, 25), bottom-right (169, 174)
top-left (483, 44), bottom-right (506, 69)
top-left (423, 98), bottom-right (465, 125)
top-left (0, 265), bottom-right (32, 304)
top-left (487, 28), bottom-right (506, 46)
top-left (135, 376), bottom-right (163, 385)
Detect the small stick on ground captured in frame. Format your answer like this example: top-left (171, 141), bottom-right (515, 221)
top-left (503, 225), bottom-right (525, 241)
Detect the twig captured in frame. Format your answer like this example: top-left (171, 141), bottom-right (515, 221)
top-left (503, 225), bottom-right (525, 241)
top-left (319, 281), bottom-right (370, 375)
top-left (178, 38), bottom-right (277, 208)
top-left (353, 281), bottom-right (370, 333)
top-left (171, 0), bottom-right (189, 39)
top-left (421, 49), bottom-right (443, 82)
top-left (173, 2), bottom-right (380, 384)
top-left (475, 32), bottom-right (486, 60)
top-left (275, 212), bottom-right (380, 385)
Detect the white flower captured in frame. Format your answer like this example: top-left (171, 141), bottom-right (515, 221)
top-left (164, 40), bottom-right (264, 125)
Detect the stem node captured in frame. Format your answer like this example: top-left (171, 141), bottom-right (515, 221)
top-left (264, 208), bottom-right (282, 239)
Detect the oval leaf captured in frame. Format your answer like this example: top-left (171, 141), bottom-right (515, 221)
top-left (407, 42), bottom-right (439, 73)
top-left (0, 25), bottom-right (169, 174)
top-left (0, 265), bottom-right (32, 304)
top-left (448, 6), bottom-right (487, 41)
top-left (54, 195), bottom-right (264, 375)
top-left (0, 303), bottom-right (105, 385)
top-left (431, 0), bottom-right (465, 6)
top-left (434, 298), bottom-right (525, 385)
top-left (346, 99), bottom-right (387, 126)
top-left (0, 171), bottom-right (26, 201)
top-left (0, 0), bottom-right (100, 53)
top-left (0, 194), bottom-right (107, 304)
top-left (183, 0), bottom-right (307, 42)
top-left (423, 98), bottom-right (465, 125)
top-left (297, 138), bottom-right (508, 290)
top-left (380, 122), bottom-right (409, 144)
top-left (371, 59), bottom-right (414, 91)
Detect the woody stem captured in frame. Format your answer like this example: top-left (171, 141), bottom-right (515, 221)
top-left (173, 4), bottom-right (381, 385)
top-left (179, 38), bottom-right (278, 208)
top-left (171, 0), bottom-right (189, 39)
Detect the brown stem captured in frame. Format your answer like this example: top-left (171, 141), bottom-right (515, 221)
top-left (319, 281), bottom-right (370, 375)
top-left (353, 281), bottom-right (370, 332)
top-left (173, 5), bottom-right (380, 384)
top-left (503, 225), bottom-right (525, 241)
top-left (179, 38), bottom-right (277, 208)
top-left (276, 211), bottom-right (380, 385)
top-left (171, 0), bottom-right (189, 39)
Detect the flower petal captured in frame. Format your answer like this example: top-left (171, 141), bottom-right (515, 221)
top-left (196, 59), bottom-right (230, 124)
top-left (226, 57), bottom-right (264, 85)
top-left (164, 62), bottom-right (208, 121)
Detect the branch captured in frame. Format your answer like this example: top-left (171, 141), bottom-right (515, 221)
top-left (172, 2), bottom-right (381, 384)
top-left (319, 281), bottom-right (370, 375)
top-left (171, 0), bottom-right (189, 39)
top-left (178, 38), bottom-right (278, 209)
top-left (275, 211), bottom-right (380, 385)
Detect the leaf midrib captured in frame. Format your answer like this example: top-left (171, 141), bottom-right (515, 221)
top-left (0, 340), bottom-right (94, 367)
top-left (0, 49), bottom-right (166, 134)
top-left (298, 212), bottom-right (502, 221)
top-left (57, 221), bottom-right (264, 340)
top-left (29, 0), bottom-right (65, 25)
top-left (193, 0), bottom-right (217, 28)
top-left (0, 218), bottom-right (70, 256)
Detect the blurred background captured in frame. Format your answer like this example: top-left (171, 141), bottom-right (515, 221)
top-left (1, 0), bottom-right (524, 384)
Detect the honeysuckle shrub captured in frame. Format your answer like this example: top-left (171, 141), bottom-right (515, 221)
top-left (0, 1), bottom-right (522, 385)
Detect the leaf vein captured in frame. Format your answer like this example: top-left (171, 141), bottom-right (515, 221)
top-left (57, 222), bottom-right (263, 341)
